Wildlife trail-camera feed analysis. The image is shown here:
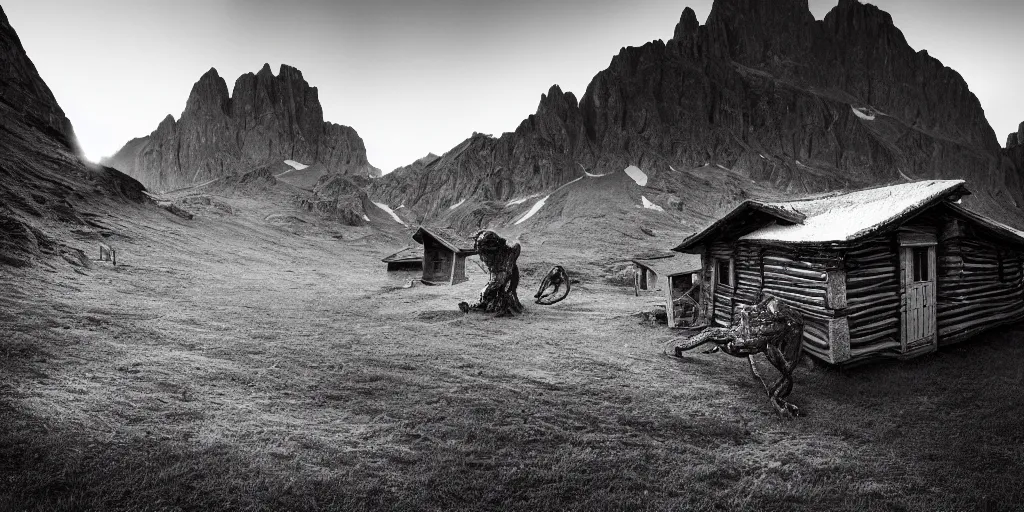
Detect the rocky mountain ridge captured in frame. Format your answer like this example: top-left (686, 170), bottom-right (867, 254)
top-left (1, 5), bottom-right (146, 267)
top-left (104, 64), bottom-right (379, 192)
top-left (1005, 122), bottom-right (1024, 184)
top-left (367, 0), bottom-right (1023, 230)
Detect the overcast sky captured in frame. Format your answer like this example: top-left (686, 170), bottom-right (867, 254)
top-left (4, 0), bottom-right (1023, 173)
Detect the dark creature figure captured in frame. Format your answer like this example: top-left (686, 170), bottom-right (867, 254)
top-left (534, 265), bottom-right (570, 305)
top-left (673, 295), bottom-right (805, 417)
top-left (458, 230), bottom-right (523, 316)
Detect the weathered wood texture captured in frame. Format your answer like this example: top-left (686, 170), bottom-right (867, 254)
top-left (709, 243), bottom-right (735, 327)
top-left (844, 237), bottom-right (901, 359)
top-left (704, 242), bottom-right (839, 362)
top-left (900, 244), bottom-right (937, 354)
top-left (421, 237), bottom-right (454, 283)
top-left (452, 255), bottom-right (468, 285)
top-left (690, 201), bottom-right (1024, 364)
top-left (937, 222), bottom-right (1024, 345)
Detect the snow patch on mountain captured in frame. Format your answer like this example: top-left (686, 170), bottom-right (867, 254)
top-left (641, 196), bottom-right (664, 212)
top-left (507, 194), bottom-right (540, 207)
top-left (514, 196), bottom-right (550, 225)
top-left (624, 165), bottom-right (648, 186)
top-left (373, 202), bottom-right (406, 225)
top-left (852, 106), bottom-right (876, 121)
top-left (581, 163), bottom-right (606, 177)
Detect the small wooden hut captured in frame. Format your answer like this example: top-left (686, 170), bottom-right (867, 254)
top-left (673, 180), bottom-right (1024, 365)
top-left (631, 257), bottom-right (665, 294)
top-left (631, 254), bottom-right (704, 327)
top-left (382, 247), bottom-right (422, 271)
top-left (631, 254), bottom-right (702, 294)
top-left (413, 227), bottom-right (477, 285)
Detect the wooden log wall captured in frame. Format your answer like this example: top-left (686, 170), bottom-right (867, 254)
top-left (756, 245), bottom-right (835, 361)
top-left (733, 244), bottom-right (762, 307)
top-left (709, 243), bottom-right (735, 327)
top-left (843, 237), bottom-right (902, 358)
top-left (704, 242), bottom-right (838, 361)
top-left (937, 229), bottom-right (1024, 344)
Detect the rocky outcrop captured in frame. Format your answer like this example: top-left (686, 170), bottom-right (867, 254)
top-left (1006, 122), bottom-right (1024, 150)
top-left (389, 153), bottom-right (440, 176)
top-left (0, 9), bottom-right (76, 151)
top-left (372, 0), bottom-right (1023, 226)
top-left (301, 174), bottom-right (374, 226)
top-left (1005, 122), bottom-right (1024, 187)
top-left (104, 64), bottom-right (379, 192)
top-left (1, 5), bottom-right (146, 267)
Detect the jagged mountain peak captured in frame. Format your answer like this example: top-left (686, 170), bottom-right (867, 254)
top-left (104, 63), bottom-right (377, 191)
top-left (538, 84), bottom-right (578, 113)
top-left (184, 67), bottom-right (230, 117)
top-left (364, 0), bottom-right (1023, 230)
top-left (673, 7), bottom-right (700, 41)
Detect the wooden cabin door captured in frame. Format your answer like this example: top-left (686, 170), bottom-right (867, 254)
top-left (900, 245), bottom-right (937, 353)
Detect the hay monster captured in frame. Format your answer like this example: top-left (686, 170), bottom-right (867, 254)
top-left (674, 295), bottom-right (805, 417)
top-left (459, 230), bottom-right (523, 316)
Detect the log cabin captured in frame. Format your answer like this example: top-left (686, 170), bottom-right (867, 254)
top-left (413, 227), bottom-right (477, 285)
top-left (382, 247), bottom-right (422, 271)
top-left (672, 180), bottom-right (1024, 365)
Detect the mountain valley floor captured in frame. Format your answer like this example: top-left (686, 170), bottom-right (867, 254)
top-left (1, 193), bottom-right (1022, 511)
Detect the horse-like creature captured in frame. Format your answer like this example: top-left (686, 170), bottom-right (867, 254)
top-left (673, 295), bottom-right (805, 417)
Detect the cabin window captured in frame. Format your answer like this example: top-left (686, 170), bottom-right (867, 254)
top-left (432, 259), bottom-right (444, 273)
top-left (912, 247), bottom-right (929, 282)
top-left (716, 258), bottom-right (733, 287)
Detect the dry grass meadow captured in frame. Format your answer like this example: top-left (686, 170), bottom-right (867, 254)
top-left (1, 193), bottom-right (1023, 511)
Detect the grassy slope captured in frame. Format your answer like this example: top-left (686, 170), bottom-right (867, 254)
top-left (1, 192), bottom-right (1022, 511)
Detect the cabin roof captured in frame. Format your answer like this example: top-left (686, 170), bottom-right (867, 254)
top-left (675, 180), bottom-right (974, 250)
top-left (382, 247), bottom-right (422, 263)
top-left (413, 226), bottom-right (477, 254)
top-left (944, 202), bottom-right (1024, 247)
top-left (631, 254), bottom-right (703, 276)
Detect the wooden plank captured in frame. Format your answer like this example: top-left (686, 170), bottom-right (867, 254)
top-left (900, 247), bottom-right (909, 350)
top-left (665, 276), bottom-right (676, 328)
top-left (898, 231), bottom-right (938, 246)
top-left (927, 246), bottom-right (937, 341)
top-left (850, 329), bottom-right (899, 347)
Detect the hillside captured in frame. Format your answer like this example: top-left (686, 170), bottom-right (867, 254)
top-left (0, 4), bottom-right (147, 268)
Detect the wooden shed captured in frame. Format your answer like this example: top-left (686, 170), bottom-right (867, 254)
top-left (382, 247), bottom-right (422, 271)
top-left (673, 180), bottom-right (1024, 365)
top-left (413, 227), bottom-right (477, 285)
top-left (631, 256), bottom-right (667, 293)
top-left (632, 254), bottom-right (704, 327)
